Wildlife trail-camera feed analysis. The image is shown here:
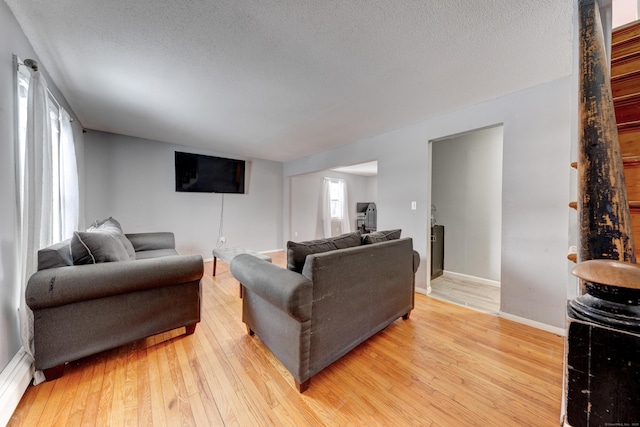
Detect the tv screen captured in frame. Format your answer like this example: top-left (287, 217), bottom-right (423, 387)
top-left (175, 151), bottom-right (245, 194)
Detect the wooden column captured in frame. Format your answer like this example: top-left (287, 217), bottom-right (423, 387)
top-left (578, 0), bottom-right (635, 264)
top-left (566, 2), bottom-right (640, 425)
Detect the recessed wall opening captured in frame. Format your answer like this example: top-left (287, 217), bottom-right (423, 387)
top-left (428, 125), bottom-right (503, 314)
top-left (289, 161), bottom-right (378, 241)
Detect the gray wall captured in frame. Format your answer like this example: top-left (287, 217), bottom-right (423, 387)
top-left (284, 76), bottom-right (573, 330)
top-left (84, 131), bottom-right (284, 257)
top-left (432, 126), bottom-right (503, 282)
top-left (0, 2), bottom-right (85, 374)
top-left (290, 170), bottom-right (376, 241)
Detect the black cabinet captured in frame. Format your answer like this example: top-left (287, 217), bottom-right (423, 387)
top-left (431, 226), bottom-right (444, 279)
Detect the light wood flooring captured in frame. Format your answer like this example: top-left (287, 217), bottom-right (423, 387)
top-left (9, 252), bottom-right (564, 426)
top-left (429, 273), bottom-right (501, 314)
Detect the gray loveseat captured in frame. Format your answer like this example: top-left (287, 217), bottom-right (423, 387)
top-left (27, 226), bottom-right (203, 381)
top-left (230, 230), bottom-right (419, 392)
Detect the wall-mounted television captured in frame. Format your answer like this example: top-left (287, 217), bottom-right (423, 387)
top-left (175, 151), bottom-right (245, 194)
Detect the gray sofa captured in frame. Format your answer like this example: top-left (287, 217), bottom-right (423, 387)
top-left (27, 230), bottom-right (203, 381)
top-left (230, 231), bottom-right (419, 392)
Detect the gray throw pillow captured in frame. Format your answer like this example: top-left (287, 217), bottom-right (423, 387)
top-left (70, 231), bottom-right (131, 264)
top-left (88, 217), bottom-right (136, 259)
top-left (287, 231), bottom-right (362, 273)
top-left (362, 229), bottom-right (402, 244)
top-left (287, 239), bottom-right (337, 273)
top-left (331, 230), bottom-right (362, 249)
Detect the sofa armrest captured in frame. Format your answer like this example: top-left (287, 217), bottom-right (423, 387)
top-left (125, 232), bottom-right (175, 252)
top-left (27, 254), bottom-right (203, 310)
top-left (413, 250), bottom-right (421, 273)
top-left (230, 254), bottom-right (312, 322)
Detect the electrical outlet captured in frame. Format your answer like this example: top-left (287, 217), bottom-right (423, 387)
top-left (219, 236), bottom-right (226, 244)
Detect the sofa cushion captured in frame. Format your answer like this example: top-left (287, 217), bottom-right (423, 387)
top-left (287, 231), bottom-right (361, 273)
top-left (38, 240), bottom-right (73, 270)
top-left (70, 231), bottom-right (131, 265)
top-left (88, 217), bottom-right (136, 259)
top-left (331, 230), bottom-right (362, 249)
top-left (362, 229), bottom-right (402, 244)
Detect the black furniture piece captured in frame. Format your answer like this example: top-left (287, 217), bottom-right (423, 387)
top-left (356, 202), bottom-right (377, 234)
top-left (430, 225), bottom-right (444, 279)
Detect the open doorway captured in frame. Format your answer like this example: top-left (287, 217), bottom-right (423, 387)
top-left (428, 126), bottom-right (503, 314)
top-left (289, 161), bottom-right (377, 242)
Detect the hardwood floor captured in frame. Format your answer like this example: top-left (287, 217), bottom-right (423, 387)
top-left (9, 252), bottom-right (564, 426)
top-left (430, 273), bottom-right (501, 314)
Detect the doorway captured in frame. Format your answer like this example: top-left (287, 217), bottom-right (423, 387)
top-left (289, 161), bottom-right (378, 242)
top-left (428, 126), bottom-right (503, 314)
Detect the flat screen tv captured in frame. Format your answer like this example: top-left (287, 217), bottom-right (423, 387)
top-left (175, 151), bottom-right (245, 194)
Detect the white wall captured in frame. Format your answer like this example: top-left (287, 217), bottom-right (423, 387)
top-left (290, 170), bottom-right (375, 241)
top-left (432, 126), bottom-right (503, 282)
top-left (84, 131), bottom-right (284, 257)
top-left (284, 76), bottom-right (573, 330)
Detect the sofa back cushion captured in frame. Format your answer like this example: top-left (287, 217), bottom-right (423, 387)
top-left (287, 231), bottom-right (361, 273)
top-left (38, 240), bottom-right (73, 270)
top-left (362, 229), bottom-right (402, 244)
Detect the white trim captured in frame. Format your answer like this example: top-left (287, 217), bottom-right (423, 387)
top-left (0, 348), bottom-right (33, 427)
top-left (415, 287), bottom-right (428, 295)
top-left (499, 312), bottom-right (566, 337)
top-left (443, 270), bottom-right (501, 288)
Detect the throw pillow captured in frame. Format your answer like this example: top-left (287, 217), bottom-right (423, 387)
top-left (287, 231), bottom-right (362, 273)
top-left (362, 229), bottom-right (402, 244)
top-left (331, 230), bottom-right (362, 249)
top-left (88, 217), bottom-right (136, 259)
top-left (70, 231), bottom-right (131, 265)
top-left (287, 239), bottom-right (337, 273)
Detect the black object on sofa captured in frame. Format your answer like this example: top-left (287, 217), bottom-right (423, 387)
top-left (230, 231), bottom-right (419, 392)
top-left (26, 230), bottom-right (203, 381)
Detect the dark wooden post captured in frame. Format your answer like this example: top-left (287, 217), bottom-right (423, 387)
top-left (566, 2), bottom-right (640, 426)
top-left (578, 0), bottom-right (635, 264)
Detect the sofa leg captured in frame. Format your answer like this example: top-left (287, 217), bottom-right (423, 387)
top-left (43, 364), bottom-right (65, 381)
top-left (402, 311), bottom-right (411, 320)
top-left (185, 323), bottom-right (197, 335)
top-left (296, 379), bottom-right (310, 393)
top-left (246, 325), bottom-right (254, 336)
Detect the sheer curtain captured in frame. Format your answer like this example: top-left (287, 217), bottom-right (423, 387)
top-left (322, 178), bottom-right (332, 238)
top-left (59, 108), bottom-right (79, 240)
top-left (18, 69), bottom-right (78, 384)
top-left (340, 181), bottom-right (351, 235)
top-left (322, 177), bottom-right (351, 238)
top-left (19, 70), bottom-right (52, 384)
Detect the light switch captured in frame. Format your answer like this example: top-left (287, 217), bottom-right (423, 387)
top-left (411, 201), bottom-right (417, 210)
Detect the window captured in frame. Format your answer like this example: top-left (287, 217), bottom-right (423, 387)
top-left (16, 58), bottom-right (78, 246)
top-left (327, 178), bottom-right (345, 220)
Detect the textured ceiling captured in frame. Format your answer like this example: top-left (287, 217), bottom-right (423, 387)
top-left (6, 0), bottom-right (573, 162)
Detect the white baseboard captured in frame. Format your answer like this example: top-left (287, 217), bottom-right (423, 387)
top-left (415, 287), bottom-right (428, 295)
top-left (0, 348), bottom-right (33, 427)
top-left (442, 270), bottom-right (501, 288)
top-left (499, 312), bottom-right (566, 337)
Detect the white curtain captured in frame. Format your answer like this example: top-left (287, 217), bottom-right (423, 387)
top-left (340, 181), bottom-right (351, 235)
top-left (19, 70), bottom-right (53, 385)
top-left (322, 177), bottom-right (351, 238)
top-left (59, 108), bottom-right (79, 240)
top-left (322, 178), bottom-right (332, 238)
